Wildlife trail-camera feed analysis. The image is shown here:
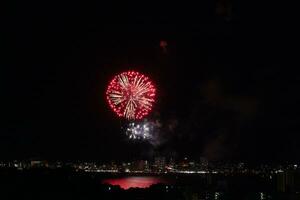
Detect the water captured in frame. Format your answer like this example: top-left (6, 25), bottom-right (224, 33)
top-left (102, 176), bottom-right (171, 189)
top-left (101, 176), bottom-right (300, 199)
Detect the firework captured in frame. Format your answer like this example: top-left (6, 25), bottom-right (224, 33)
top-left (126, 121), bottom-right (151, 140)
top-left (106, 71), bottom-right (156, 120)
top-left (124, 119), bottom-right (164, 144)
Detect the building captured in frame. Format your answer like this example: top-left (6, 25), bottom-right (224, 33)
top-left (277, 170), bottom-right (296, 192)
top-left (200, 157), bottom-right (209, 169)
top-left (154, 157), bottom-right (166, 172)
top-left (131, 160), bottom-right (149, 172)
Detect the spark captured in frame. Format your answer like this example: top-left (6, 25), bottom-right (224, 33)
top-left (126, 120), bottom-right (152, 140)
top-left (106, 71), bottom-right (156, 120)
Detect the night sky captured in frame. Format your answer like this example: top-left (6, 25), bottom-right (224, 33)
top-left (2, 1), bottom-right (298, 163)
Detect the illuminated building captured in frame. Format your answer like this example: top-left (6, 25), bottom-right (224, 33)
top-left (30, 160), bottom-right (48, 168)
top-left (200, 157), bottom-right (209, 169)
top-left (131, 160), bottom-right (149, 172)
top-left (154, 157), bottom-right (166, 172)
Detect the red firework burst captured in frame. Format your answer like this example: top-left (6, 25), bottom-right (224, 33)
top-left (106, 71), bottom-right (156, 120)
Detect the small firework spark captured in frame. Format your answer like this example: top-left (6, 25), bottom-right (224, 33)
top-left (126, 121), bottom-right (151, 140)
top-left (106, 71), bottom-right (156, 120)
top-left (124, 119), bottom-right (165, 145)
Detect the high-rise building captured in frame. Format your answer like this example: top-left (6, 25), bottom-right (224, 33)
top-left (167, 157), bottom-right (176, 172)
top-left (200, 157), bottom-right (209, 169)
top-left (154, 157), bottom-right (166, 172)
top-left (131, 160), bottom-right (148, 172)
top-left (277, 170), bottom-right (296, 192)
top-left (144, 160), bottom-right (150, 172)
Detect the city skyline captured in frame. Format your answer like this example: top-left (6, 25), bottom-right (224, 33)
top-left (2, 1), bottom-right (298, 164)
top-left (2, 1), bottom-right (298, 199)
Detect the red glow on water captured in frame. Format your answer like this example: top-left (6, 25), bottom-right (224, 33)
top-left (102, 177), bottom-right (168, 190)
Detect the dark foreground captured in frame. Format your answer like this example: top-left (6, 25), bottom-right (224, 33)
top-left (1, 168), bottom-right (300, 200)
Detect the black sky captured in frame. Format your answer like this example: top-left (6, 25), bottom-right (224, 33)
top-left (2, 1), bottom-right (299, 163)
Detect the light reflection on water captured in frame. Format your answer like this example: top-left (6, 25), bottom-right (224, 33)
top-left (102, 176), bottom-right (169, 190)
top-left (102, 177), bottom-right (278, 199)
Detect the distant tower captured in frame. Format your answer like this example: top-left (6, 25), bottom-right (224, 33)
top-left (155, 157), bottom-right (166, 172)
top-left (144, 160), bottom-right (150, 172)
top-left (200, 157), bottom-right (209, 169)
top-left (169, 157), bottom-right (175, 168)
top-left (133, 160), bottom-right (147, 172)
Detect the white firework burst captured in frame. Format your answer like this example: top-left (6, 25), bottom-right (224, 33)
top-left (126, 121), bottom-right (151, 140)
